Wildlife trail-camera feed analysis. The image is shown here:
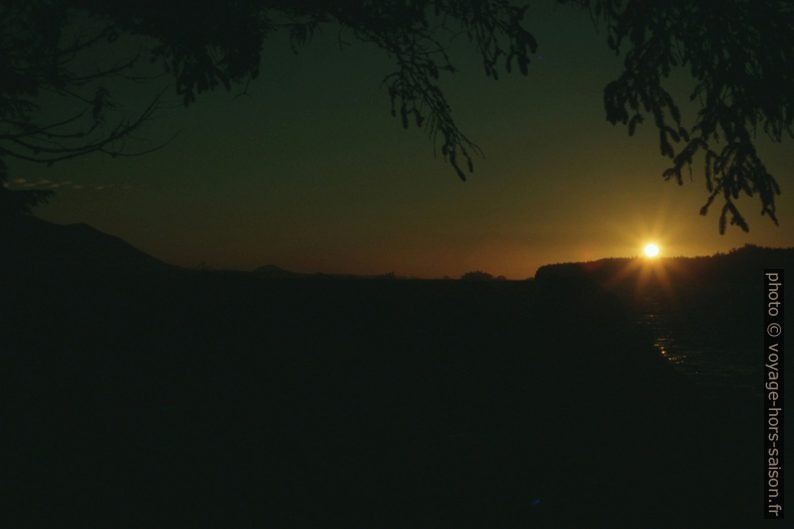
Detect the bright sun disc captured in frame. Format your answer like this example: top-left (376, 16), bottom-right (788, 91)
top-left (644, 243), bottom-right (660, 258)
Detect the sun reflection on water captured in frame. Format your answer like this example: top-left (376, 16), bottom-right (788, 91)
top-left (638, 305), bottom-right (756, 393)
top-left (654, 338), bottom-right (687, 366)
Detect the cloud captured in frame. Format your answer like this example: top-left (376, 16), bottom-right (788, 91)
top-left (5, 177), bottom-right (129, 192)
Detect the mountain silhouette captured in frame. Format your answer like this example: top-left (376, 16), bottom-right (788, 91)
top-left (253, 264), bottom-right (303, 277)
top-left (1, 216), bottom-right (169, 279)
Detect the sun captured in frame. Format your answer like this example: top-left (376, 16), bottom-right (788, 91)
top-left (643, 243), bottom-right (661, 258)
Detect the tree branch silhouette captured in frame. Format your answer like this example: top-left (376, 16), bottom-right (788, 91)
top-left (568, 0), bottom-right (793, 232)
top-left (2, 0), bottom-right (792, 232)
top-left (1, 0), bottom-right (537, 216)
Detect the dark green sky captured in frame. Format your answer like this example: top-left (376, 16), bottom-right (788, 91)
top-left (8, 2), bottom-right (794, 278)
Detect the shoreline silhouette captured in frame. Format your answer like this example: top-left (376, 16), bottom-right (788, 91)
top-left (3, 216), bottom-right (784, 527)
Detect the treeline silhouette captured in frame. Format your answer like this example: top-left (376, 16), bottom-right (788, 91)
top-left (536, 245), bottom-right (792, 287)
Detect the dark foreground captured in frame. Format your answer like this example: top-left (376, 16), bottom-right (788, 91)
top-left (2, 219), bottom-right (777, 528)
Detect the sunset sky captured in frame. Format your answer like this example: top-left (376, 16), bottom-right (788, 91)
top-left (8, 2), bottom-right (794, 278)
